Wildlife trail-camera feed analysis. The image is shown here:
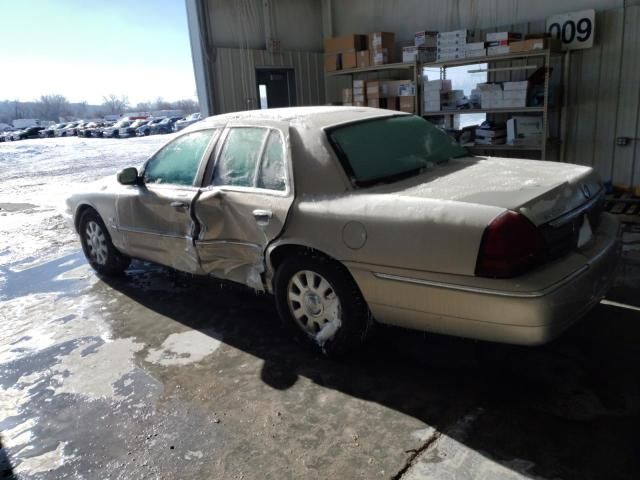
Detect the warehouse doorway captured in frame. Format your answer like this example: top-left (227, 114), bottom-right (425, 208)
top-left (256, 68), bottom-right (297, 109)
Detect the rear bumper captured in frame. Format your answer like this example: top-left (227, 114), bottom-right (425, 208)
top-left (350, 214), bottom-right (622, 345)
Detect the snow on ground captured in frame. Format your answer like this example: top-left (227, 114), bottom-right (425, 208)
top-left (0, 135), bottom-right (172, 271)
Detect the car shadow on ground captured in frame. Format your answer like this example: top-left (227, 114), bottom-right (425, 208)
top-left (101, 260), bottom-right (640, 480)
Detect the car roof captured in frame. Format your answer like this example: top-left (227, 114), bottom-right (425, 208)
top-left (196, 106), bottom-right (405, 130)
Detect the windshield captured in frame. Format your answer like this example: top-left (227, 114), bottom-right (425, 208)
top-left (328, 115), bottom-right (467, 186)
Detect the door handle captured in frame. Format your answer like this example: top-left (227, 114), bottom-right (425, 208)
top-left (171, 201), bottom-right (189, 210)
top-left (253, 209), bottom-right (272, 226)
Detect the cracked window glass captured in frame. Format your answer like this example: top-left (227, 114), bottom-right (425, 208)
top-left (214, 127), bottom-right (267, 187)
top-left (257, 131), bottom-right (286, 191)
top-left (144, 130), bottom-right (214, 186)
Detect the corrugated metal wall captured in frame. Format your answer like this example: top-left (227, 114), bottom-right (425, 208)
top-left (198, 0), bottom-right (640, 188)
top-left (211, 48), bottom-right (325, 114)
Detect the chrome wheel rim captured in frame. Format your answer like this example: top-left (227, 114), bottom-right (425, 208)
top-left (85, 220), bottom-right (108, 265)
top-left (287, 270), bottom-right (342, 343)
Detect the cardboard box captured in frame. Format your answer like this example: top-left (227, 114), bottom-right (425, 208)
top-left (399, 96), bottom-right (415, 113)
top-left (367, 98), bottom-right (388, 109)
top-left (398, 82), bottom-right (416, 96)
top-left (487, 45), bottom-right (510, 56)
top-left (366, 80), bottom-right (389, 99)
top-left (486, 40), bottom-right (510, 47)
top-left (342, 88), bottom-right (353, 104)
top-left (465, 41), bottom-right (486, 51)
top-left (369, 32), bottom-right (395, 51)
top-left (353, 93), bottom-right (366, 103)
top-left (437, 29), bottom-right (469, 39)
top-left (507, 116), bottom-right (543, 145)
top-left (324, 53), bottom-right (341, 72)
top-left (402, 46), bottom-right (437, 63)
top-left (486, 32), bottom-right (522, 42)
top-left (437, 52), bottom-right (465, 61)
top-left (508, 38), bottom-right (546, 52)
top-left (353, 79), bottom-right (366, 89)
top-left (356, 50), bottom-right (369, 68)
top-left (342, 50), bottom-right (357, 69)
top-left (415, 31), bottom-right (438, 47)
top-left (385, 96), bottom-right (399, 110)
top-left (353, 100), bottom-right (366, 107)
top-left (385, 80), bottom-right (416, 97)
top-left (438, 45), bottom-right (464, 54)
top-left (324, 34), bottom-right (367, 53)
top-left (503, 80), bottom-right (529, 91)
top-left (424, 79), bottom-right (452, 91)
top-left (370, 48), bottom-right (389, 65)
top-left (465, 48), bottom-right (487, 58)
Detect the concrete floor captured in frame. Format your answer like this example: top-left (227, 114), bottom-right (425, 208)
top-left (1, 138), bottom-right (639, 479)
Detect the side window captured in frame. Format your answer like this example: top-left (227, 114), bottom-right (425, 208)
top-left (144, 130), bottom-right (214, 186)
top-left (257, 131), bottom-right (286, 191)
top-left (213, 127), bottom-right (267, 187)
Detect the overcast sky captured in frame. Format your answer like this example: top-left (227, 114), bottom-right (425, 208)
top-left (0, 0), bottom-right (196, 105)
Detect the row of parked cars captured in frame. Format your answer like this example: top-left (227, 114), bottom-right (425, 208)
top-left (0, 113), bottom-right (202, 142)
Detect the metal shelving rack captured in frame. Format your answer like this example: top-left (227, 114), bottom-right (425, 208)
top-left (418, 49), bottom-right (563, 160)
top-left (325, 61), bottom-right (420, 114)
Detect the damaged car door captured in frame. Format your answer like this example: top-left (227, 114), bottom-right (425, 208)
top-left (194, 125), bottom-right (293, 289)
top-left (115, 129), bottom-right (218, 271)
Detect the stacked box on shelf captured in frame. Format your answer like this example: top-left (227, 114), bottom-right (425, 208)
top-left (353, 79), bottom-right (366, 106)
top-left (404, 30), bottom-right (437, 64)
top-left (464, 41), bottom-right (486, 59)
top-left (475, 123), bottom-right (507, 145)
top-left (478, 83), bottom-right (503, 108)
top-left (502, 80), bottom-right (529, 108)
top-left (324, 34), bottom-right (367, 72)
top-left (342, 88), bottom-right (353, 106)
top-left (507, 116), bottom-right (543, 146)
top-left (423, 79), bottom-right (452, 112)
top-left (369, 32), bottom-right (394, 66)
top-left (402, 46), bottom-right (437, 63)
top-left (486, 31), bottom-right (522, 56)
top-left (436, 29), bottom-right (479, 61)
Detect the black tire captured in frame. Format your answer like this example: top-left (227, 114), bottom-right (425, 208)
top-left (78, 208), bottom-right (130, 276)
top-left (274, 252), bottom-right (371, 357)
top-left (144, 130), bottom-right (150, 136)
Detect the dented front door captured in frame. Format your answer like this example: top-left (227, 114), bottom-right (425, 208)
top-left (194, 124), bottom-right (293, 289)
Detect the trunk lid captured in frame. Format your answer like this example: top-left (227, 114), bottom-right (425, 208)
top-left (372, 156), bottom-right (603, 226)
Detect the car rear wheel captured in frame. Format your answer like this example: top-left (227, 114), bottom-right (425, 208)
top-left (274, 253), bottom-right (371, 357)
top-left (78, 209), bottom-right (130, 276)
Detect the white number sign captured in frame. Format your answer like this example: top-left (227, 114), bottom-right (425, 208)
top-left (546, 9), bottom-right (595, 50)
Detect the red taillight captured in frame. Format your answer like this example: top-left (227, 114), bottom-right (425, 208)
top-left (475, 211), bottom-right (547, 278)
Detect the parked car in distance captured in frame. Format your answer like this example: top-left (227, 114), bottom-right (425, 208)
top-left (136, 117), bottom-right (165, 136)
top-left (151, 116), bottom-right (181, 135)
top-left (119, 119), bottom-right (148, 138)
top-left (55, 122), bottom-right (80, 137)
top-left (66, 107), bottom-right (621, 357)
top-left (15, 126), bottom-right (45, 140)
top-left (102, 120), bottom-right (131, 138)
top-left (39, 123), bottom-right (66, 138)
top-left (77, 122), bottom-right (99, 137)
top-left (173, 112), bottom-right (201, 131)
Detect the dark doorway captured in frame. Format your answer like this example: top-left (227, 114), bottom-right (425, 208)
top-left (256, 68), bottom-right (296, 109)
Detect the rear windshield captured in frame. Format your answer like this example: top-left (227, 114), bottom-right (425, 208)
top-left (328, 115), bottom-right (467, 186)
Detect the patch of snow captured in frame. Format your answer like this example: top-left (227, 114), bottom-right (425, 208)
top-left (145, 330), bottom-right (222, 366)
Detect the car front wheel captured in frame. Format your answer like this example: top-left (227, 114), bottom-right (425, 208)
top-left (78, 209), bottom-right (130, 276)
top-left (274, 253), bottom-right (371, 357)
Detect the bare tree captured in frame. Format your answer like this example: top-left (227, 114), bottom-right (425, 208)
top-left (153, 97), bottom-right (172, 110)
top-left (33, 94), bottom-right (70, 121)
top-left (102, 94), bottom-right (129, 114)
top-left (175, 99), bottom-right (199, 114)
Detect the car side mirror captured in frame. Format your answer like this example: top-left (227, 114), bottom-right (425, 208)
top-left (117, 167), bottom-right (140, 185)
